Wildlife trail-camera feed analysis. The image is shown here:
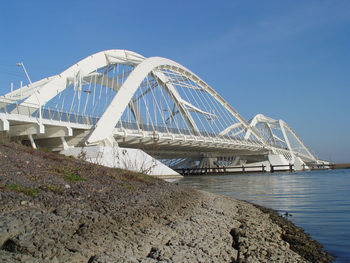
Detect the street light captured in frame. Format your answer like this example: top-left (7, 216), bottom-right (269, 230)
top-left (16, 61), bottom-right (41, 121)
top-left (16, 62), bottom-right (32, 84)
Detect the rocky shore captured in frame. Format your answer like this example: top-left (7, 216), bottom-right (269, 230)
top-left (0, 142), bottom-right (333, 262)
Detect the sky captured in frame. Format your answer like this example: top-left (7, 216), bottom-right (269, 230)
top-left (0, 0), bottom-right (349, 163)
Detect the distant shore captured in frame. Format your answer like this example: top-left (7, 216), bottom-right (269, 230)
top-left (0, 142), bottom-right (333, 262)
top-left (332, 163), bottom-right (350, 169)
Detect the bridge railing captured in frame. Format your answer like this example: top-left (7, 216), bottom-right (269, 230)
top-left (1, 98), bottom-right (271, 149)
top-left (0, 98), bottom-right (99, 126)
top-left (40, 107), bottom-right (99, 126)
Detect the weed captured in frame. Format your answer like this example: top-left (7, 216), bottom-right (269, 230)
top-left (64, 169), bottom-right (86, 182)
top-left (120, 182), bottom-right (133, 191)
top-left (44, 183), bottom-right (64, 193)
top-left (53, 166), bottom-right (87, 182)
top-left (106, 171), bottom-right (120, 180)
top-left (38, 147), bottom-right (51, 153)
top-left (64, 172), bottom-right (87, 182)
top-left (142, 175), bottom-right (153, 183)
top-left (77, 147), bottom-right (87, 161)
top-left (1, 183), bottom-right (38, 197)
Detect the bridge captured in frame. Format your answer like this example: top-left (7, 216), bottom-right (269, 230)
top-left (0, 50), bottom-right (326, 174)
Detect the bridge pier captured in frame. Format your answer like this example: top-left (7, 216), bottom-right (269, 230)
top-left (28, 134), bottom-right (37, 149)
top-left (198, 155), bottom-right (218, 170)
top-left (0, 118), bottom-right (9, 131)
top-left (60, 136), bottom-right (70, 150)
top-left (60, 145), bottom-right (182, 179)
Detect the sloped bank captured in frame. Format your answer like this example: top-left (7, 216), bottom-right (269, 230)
top-left (0, 142), bottom-right (333, 262)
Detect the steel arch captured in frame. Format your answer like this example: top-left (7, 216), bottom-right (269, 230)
top-left (248, 114), bottom-right (317, 162)
top-left (6, 49), bottom-right (145, 105)
top-left (5, 49), bottom-right (268, 148)
top-left (86, 56), bottom-right (268, 146)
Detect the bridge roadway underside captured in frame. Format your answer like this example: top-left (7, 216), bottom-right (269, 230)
top-left (4, 120), bottom-right (319, 166)
top-left (117, 140), bottom-right (269, 160)
top-left (14, 126), bottom-right (270, 161)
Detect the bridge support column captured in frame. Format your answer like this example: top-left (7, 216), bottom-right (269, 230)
top-left (232, 156), bottom-right (241, 166)
top-left (198, 156), bottom-right (218, 169)
top-left (294, 156), bottom-right (309, 171)
top-left (28, 134), bottom-right (37, 149)
top-left (0, 118), bottom-right (9, 131)
top-left (60, 136), bottom-right (70, 150)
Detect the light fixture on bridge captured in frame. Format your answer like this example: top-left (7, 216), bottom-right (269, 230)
top-left (16, 62), bottom-right (32, 84)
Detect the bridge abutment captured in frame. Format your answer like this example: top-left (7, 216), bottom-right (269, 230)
top-left (60, 145), bottom-right (182, 179)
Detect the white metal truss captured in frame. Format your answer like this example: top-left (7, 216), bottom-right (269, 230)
top-left (247, 114), bottom-right (317, 163)
top-left (86, 56), bottom-right (268, 146)
top-left (4, 50), bottom-right (145, 106)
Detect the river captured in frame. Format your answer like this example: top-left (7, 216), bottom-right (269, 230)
top-left (179, 169), bottom-right (350, 262)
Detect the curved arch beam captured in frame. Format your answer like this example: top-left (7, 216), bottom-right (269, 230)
top-left (159, 65), bottom-right (269, 147)
top-left (280, 120), bottom-right (316, 161)
top-left (87, 57), bottom-right (191, 144)
top-left (15, 50), bottom-right (145, 107)
top-left (87, 57), bottom-right (268, 146)
top-left (245, 114), bottom-right (279, 141)
top-left (219, 123), bottom-right (243, 136)
top-left (248, 114), bottom-right (317, 161)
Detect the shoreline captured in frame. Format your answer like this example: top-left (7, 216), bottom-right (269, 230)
top-left (251, 203), bottom-right (334, 262)
top-left (0, 142), bottom-right (333, 262)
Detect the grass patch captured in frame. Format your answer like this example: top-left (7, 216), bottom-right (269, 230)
top-left (44, 183), bottom-right (64, 193)
top-left (63, 169), bottom-right (87, 182)
top-left (1, 183), bottom-right (38, 197)
top-left (65, 172), bottom-right (87, 182)
top-left (120, 182), bottom-right (133, 191)
top-left (38, 147), bottom-right (51, 153)
top-left (142, 174), bottom-right (153, 183)
top-left (53, 166), bottom-right (87, 182)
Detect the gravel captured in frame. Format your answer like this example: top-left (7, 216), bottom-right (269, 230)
top-left (0, 142), bottom-right (334, 262)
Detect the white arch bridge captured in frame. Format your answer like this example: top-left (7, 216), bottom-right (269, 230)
top-left (0, 50), bottom-right (326, 173)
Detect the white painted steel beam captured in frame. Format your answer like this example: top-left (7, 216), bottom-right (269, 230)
top-left (35, 126), bottom-right (73, 139)
top-left (219, 122), bottom-right (243, 136)
top-left (150, 71), bottom-right (200, 135)
top-left (0, 118), bottom-right (9, 131)
top-left (9, 123), bottom-right (44, 136)
top-left (16, 50), bottom-right (145, 107)
top-left (87, 57), bottom-right (193, 143)
top-left (280, 120), bottom-right (317, 161)
top-left (248, 114), bottom-right (317, 163)
top-left (87, 56), bottom-right (268, 146)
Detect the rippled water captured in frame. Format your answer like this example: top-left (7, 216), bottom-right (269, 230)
top-left (179, 169), bottom-right (350, 262)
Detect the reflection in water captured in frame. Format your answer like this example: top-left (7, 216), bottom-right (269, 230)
top-left (179, 169), bottom-right (350, 263)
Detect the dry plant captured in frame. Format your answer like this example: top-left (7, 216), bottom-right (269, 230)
top-left (112, 146), bottom-right (157, 175)
top-left (77, 145), bottom-right (157, 175)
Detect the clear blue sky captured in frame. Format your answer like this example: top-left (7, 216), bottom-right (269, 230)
top-left (0, 0), bottom-right (349, 163)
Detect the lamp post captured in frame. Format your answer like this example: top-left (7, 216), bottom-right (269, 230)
top-left (16, 62), bottom-right (32, 84)
top-left (16, 62), bottom-right (41, 121)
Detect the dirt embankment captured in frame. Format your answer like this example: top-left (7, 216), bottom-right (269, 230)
top-left (0, 142), bottom-right (333, 262)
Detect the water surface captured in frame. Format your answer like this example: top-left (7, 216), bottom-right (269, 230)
top-left (179, 169), bottom-right (350, 262)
